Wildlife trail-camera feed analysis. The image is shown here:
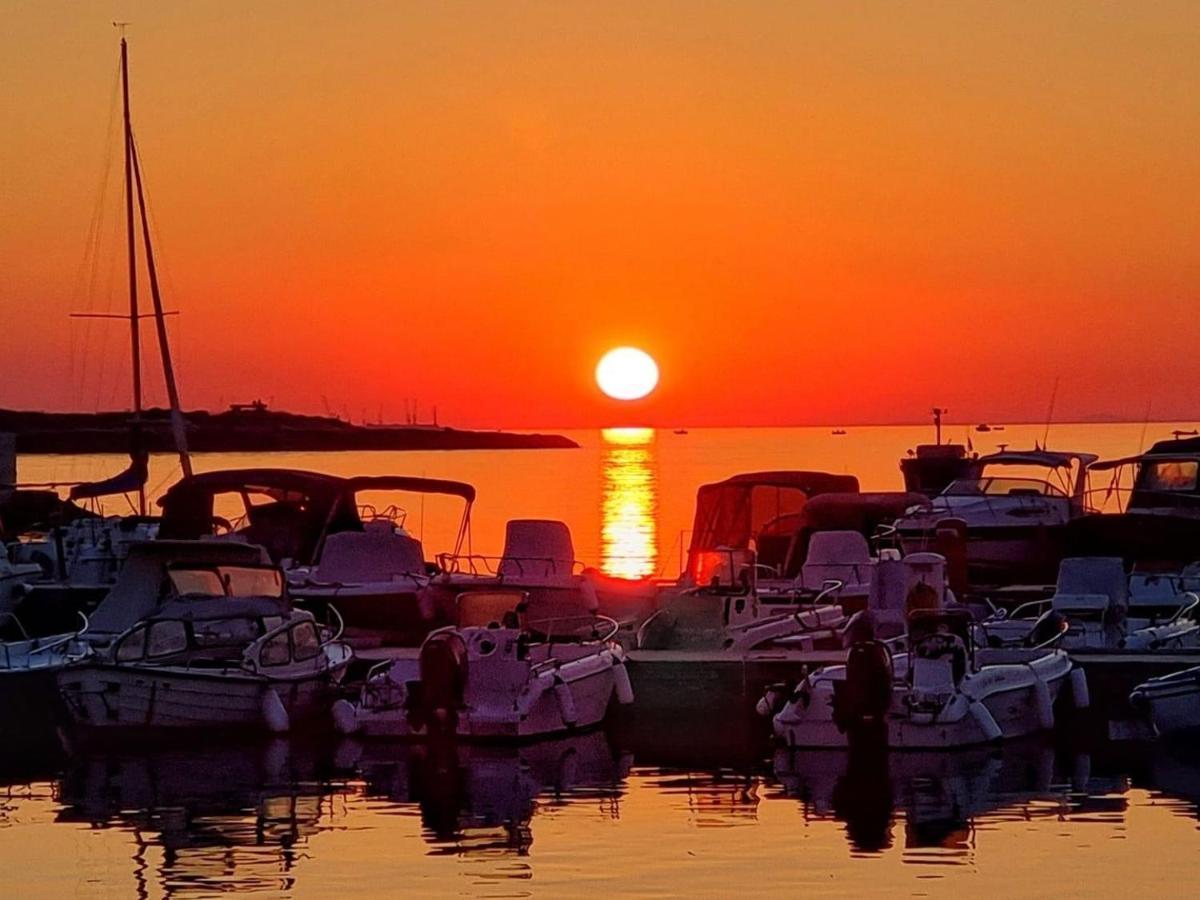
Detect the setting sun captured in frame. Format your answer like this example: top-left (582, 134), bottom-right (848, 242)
top-left (596, 347), bottom-right (659, 401)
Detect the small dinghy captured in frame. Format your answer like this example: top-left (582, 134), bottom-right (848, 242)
top-left (333, 589), bottom-right (633, 739)
top-left (760, 609), bottom-right (1088, 749)
top-left (58, 562), bottom-right (352, 733)
top-left (1130, 666), bottom-right (1200, 737)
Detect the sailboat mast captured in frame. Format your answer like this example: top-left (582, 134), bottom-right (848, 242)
top-left (130, 140), bottom-right (193, 477)
top-left (119, 36), bottom-right (147, 513)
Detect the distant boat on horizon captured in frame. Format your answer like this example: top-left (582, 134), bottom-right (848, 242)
top-left (832, 429), bottom-right (847, 436)
top-left (673, 428), bottom-right (688, 435)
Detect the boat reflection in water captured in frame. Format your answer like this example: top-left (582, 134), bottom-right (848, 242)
top-left (600, 428), bottom-right (659, 579)
top-left (769, 738), bottom-right (1132, 857)
top-left (54, 737), bottom-right (353, 897)
top-left (343, 731), bottom-right (631, 858)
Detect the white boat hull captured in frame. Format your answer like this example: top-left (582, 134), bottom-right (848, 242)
top-left (59, 663), bottom-right (346, 731)
top-left (339, 642), bottom-right (631, 741)
top-left (772, 650), bottom-right (1080, 750)
top-left (1131, 666), bottom-right (1200, 737)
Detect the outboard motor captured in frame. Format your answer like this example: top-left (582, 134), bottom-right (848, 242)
top-left (415, 632), bottom-right (468, 733)
top-left (833, 639), bottom-right (894, 745)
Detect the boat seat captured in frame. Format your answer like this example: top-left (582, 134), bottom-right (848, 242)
top-left (801, 530), bottom-right (873, 592)
top-left (498, 519), bottom-right (578, 586)
top-left (911, 655), bottom-right (957, 693)
top-left (314, 523), bottom-right (426, 584)
top-left (1052, 557), bottom-right (1127, 615)
top-left (520, 584), bottom-right (600, 639)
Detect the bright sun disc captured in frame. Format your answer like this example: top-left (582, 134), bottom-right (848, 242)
top-left (596, 347), bottom-right (659, 401)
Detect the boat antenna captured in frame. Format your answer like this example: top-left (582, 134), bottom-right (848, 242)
top-left (932, 407), bottom-right (944, 446)
top-left (1041, 376), bottom-right (1060, 449)
top-left (1137, 399), bottom-right (1152, 453)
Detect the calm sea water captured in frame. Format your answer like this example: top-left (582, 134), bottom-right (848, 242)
top-left (6, 423), bottom-right (1200, 898)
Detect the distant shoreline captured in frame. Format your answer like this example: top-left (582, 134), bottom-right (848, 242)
top-left (0, 408), bottom-right (578, 454)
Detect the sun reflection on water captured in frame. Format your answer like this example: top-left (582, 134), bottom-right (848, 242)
top-left (600, 427), bottom-right (659, 579)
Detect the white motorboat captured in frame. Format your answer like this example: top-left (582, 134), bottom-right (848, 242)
top-left (333, 588), bottom-right (633, 739)
top-left (59, 562), bottom-right (352, 733)
top-left (979, 557), bottom-right (1200, 651)
top-left (424, 518), bottom-right (602, 631)
top-left (637, 548), bottom-right (956, 652)
top-left (896, 448), bottom-right (1097, 584)
top-left (761, 609), bottom-right (1088, 749)
top-left (1130, 666), bottom-right (1200, 737)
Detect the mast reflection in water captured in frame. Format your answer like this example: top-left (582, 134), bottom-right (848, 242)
top-left (600, 428), bottom-right (659, 578)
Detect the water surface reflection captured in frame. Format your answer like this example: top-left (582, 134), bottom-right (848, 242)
top-left (2, 728), bottom-right (1200, 897)
top-left (599, 428), bottom-right (659, 578)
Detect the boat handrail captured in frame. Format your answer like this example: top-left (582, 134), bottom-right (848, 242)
top-left (986, 597), bottom-right (1052, 621)
top-left (1026, 610), bottom-right (1071, 651)
top-left (791, 580), bottom-right (843, 622)
top-left (0, 611), bottom-right (32, 642)
top-left (321, 603), bottom-right (345, 644)
top-left (27, 611), bottom-right (90, 658)
top-left (635, 608), bottom-right (666, 648)
top-left (437, 552), bottom-right (586, 579)
top-left (524, 612), bottom-right (619, 644)
top-left (1162, 591), bottom-right (1200, 626)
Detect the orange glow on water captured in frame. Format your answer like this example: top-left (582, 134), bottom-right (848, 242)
top-left (600, 427), bottom-right (658, 578)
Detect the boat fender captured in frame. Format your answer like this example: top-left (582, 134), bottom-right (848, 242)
top-left (332, 699), bottom-right (360, 735)
top-left (553, 677), bottom-right (578, 727)
top-left (261, 688), bottom-right (290, 734)
top-left (969, 699), bottom-right (1003, 742)
top-left (612, 659), bottom-right (635, 705)
top-left (1069, 667), bottom-right (1090, 709)
top-left (1031, 672), bottom-right (1054, 731)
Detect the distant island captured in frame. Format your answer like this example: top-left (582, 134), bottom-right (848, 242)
top-left (0, 405), bottom-right (578, 453)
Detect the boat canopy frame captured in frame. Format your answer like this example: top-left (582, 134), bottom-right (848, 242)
top-left (158, 468), bottom-right (475, 566)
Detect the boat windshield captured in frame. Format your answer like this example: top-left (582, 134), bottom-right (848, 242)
top-left (1135, 459), bottom-right (1199, 494)
top-left (943, 477), bottom-right (1067, 498)
top-left (169, 565), bottom-right (284, 599)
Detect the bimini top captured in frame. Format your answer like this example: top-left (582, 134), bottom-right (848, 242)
top-left (157, 468), bottom-right (475, 564)
top-left (688, 471), bottom-right (859, 553)
top-left (88, 540), bottom-right (271, 637)
top-left (972, 449), bottom-right (1098, 470)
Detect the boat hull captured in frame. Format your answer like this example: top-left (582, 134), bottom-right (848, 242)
top-left (773, 652), bottom-right (1079, 749)
top-left (58, 663), bottom-right (345, 732)
top-left (1131, 666), bottom-right (1200, 737)
top-left (345, 649), bottom-right (625, 741)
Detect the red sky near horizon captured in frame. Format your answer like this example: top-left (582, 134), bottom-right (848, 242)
top-left (2, 2), bottom-right (1198, 429)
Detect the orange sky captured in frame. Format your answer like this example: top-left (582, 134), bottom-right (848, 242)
top-left (2, 2), bottom-right (1198, 428)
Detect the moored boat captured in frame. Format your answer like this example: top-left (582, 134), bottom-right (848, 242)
top-left (333, 588), bottom-right (632, 739)
top-left (59, 561), bottom-right (352, 733)
top-left (1130, 666), bottom-right (1200, 737)
top-left (761, 608), bottom-right (1088, 749)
